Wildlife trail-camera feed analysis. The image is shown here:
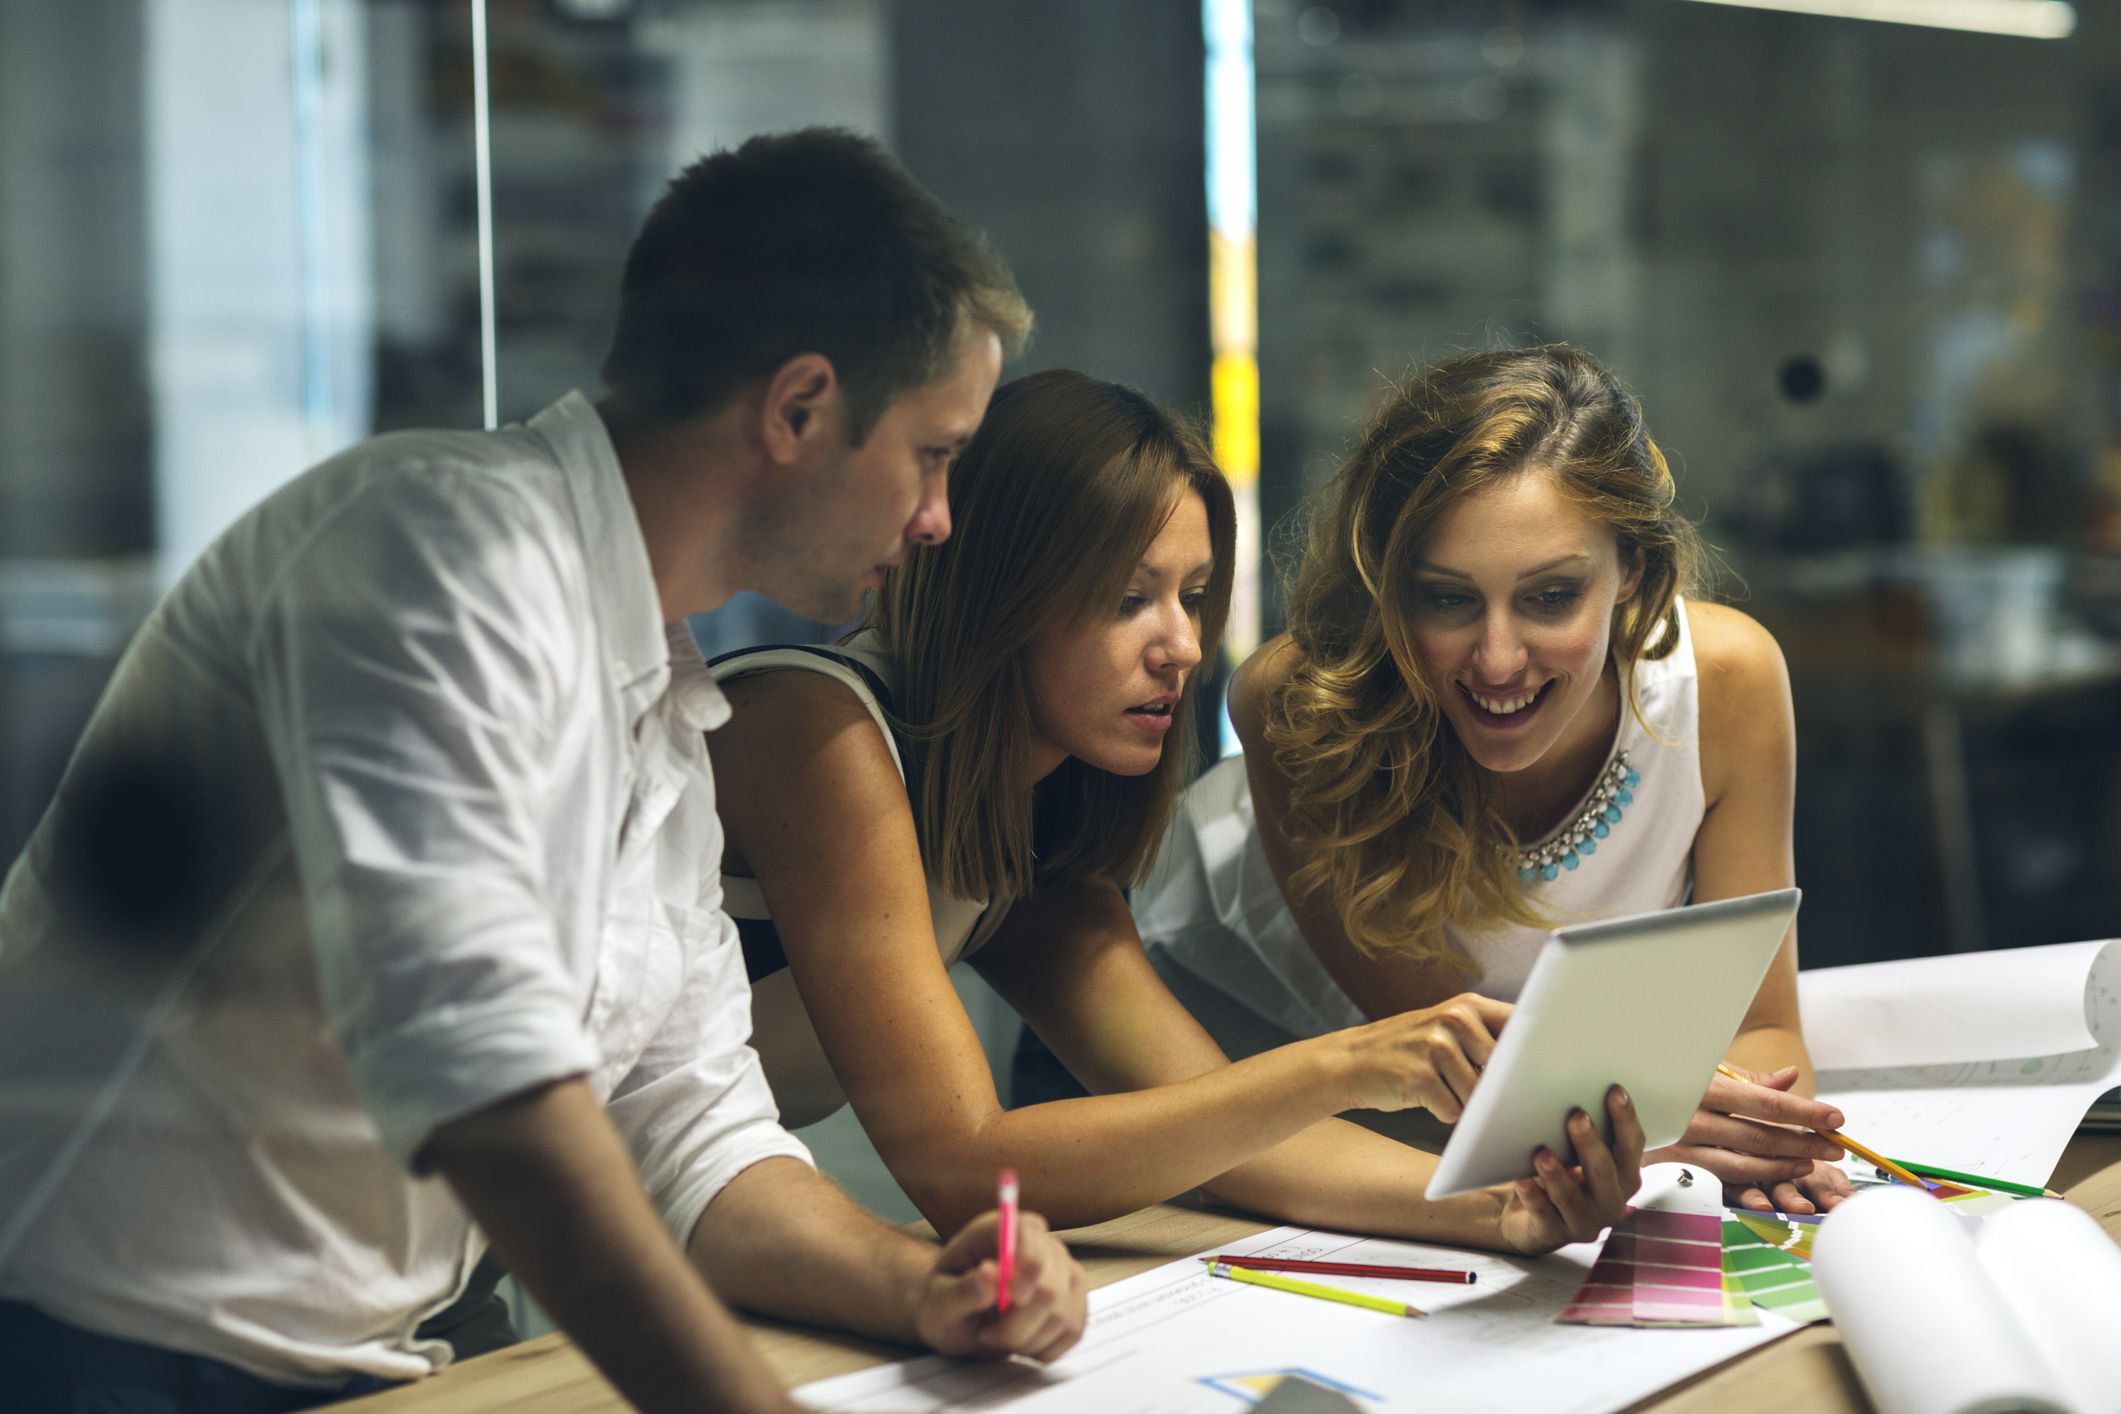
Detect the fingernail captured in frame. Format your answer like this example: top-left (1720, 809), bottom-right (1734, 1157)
top-left (1615, 1086), bottom-right (1632, 1108)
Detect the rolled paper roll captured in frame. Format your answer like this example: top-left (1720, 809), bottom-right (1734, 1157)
top-left (1975, 1198), bottom-right (2121, 1414)
top-left (1811, 1186), bottom-right (2068, 1414)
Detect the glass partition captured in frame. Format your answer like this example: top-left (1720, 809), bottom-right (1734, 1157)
top-left (1, 0), bottom-right (2116, 1288)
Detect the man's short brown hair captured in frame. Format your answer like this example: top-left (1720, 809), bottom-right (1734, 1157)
top-left (601, 128), bottom-right (1030, 440)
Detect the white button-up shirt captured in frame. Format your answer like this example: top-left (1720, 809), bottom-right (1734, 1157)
top-left (0, 392), bottom-right (809, 1387)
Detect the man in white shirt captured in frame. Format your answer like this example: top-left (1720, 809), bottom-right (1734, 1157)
top-left (0, 128), bottom-right (1083, 1414)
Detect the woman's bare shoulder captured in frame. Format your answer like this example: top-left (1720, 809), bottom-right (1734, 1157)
top-left (714, 663), bottom-right (901, 781)
top-left (712, 661), bottom-right (915, 877)
top-left (1228, 633), bottom-right (1302, 748)
top-left (1681, 601), bottom-right (1794, 799)
top-left (720, 659), bottom-right (882, 725)
top-left (1683, 600), bottom-right (1789, 700)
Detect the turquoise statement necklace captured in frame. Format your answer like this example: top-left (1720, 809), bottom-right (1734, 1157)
top-left (1516, 749), bottom-right (1639, 883)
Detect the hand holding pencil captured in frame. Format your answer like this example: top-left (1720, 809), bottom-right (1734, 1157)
top-left (1649, 1063), bottom-right (1857, 1215)
top-left (1711, 1062), bottom-right (1934, 1192)
top-left (911, 1175), bottom-right (1087, 1364)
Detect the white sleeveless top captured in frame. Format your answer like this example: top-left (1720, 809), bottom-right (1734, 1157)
top-left (710, 632), bottom-right (1014, 1128)
top-left (1136, 602), bottom-right (1706, 1038)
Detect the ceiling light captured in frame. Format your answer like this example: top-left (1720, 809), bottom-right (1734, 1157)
top-left (1682, 0), bottom-right (2075, 40)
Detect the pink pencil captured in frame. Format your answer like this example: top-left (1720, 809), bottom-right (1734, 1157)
top-left (995, 1168), bottom-right (1019, 1314)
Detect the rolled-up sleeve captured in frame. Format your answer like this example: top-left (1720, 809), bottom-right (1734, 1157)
top-left (247, 469), bottom-right (599, 1169)
top-left (606, 904), bottom-right (813, 1249)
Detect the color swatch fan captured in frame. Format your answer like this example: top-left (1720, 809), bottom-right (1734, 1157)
top-left (1559, 1208), bottom-right (1754, 1327)
top-left (1719, 1210), bottom-right (1828, 1325)
top-left (1559, 1165), bottom-right (1764, 1328)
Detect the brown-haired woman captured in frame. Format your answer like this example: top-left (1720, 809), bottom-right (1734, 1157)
top-left (1134, 345), bottom-right (1854, 1216)
top-left (708, 368), bottom-right (1642, 1258)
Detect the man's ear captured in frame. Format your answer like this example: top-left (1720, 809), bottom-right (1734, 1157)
top-left (757, 352), bottom-right (839, 464)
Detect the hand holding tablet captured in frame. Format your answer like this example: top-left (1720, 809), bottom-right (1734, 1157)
top-left (1492, 1083), bottom-right (1647, 1253)
top-left (1424, 889), bottom-right (1803, 1201)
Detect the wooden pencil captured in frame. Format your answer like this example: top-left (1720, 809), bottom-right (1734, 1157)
top-left (1200, 1254), bottom-right (1475, 1285)
top-left (1206, 1261), bottom-right (1427, 1318)
top-left (1885, 1159), bottom-right (2061, 1200)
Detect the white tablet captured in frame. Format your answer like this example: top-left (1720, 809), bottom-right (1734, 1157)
top-left (1423, 888), bottom-right (1801, 1200)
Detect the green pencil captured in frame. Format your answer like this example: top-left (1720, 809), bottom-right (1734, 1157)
top-left (1206, 1261), bottom-right (1426, 1318)
top-left (1884, 1159), bottom-right (2059, 1199)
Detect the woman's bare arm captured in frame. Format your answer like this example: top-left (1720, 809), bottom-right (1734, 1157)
top-left (1669, 602), bottom-right (1852, 1212)
top-left (979, 874), bottom-right (1637, 1254)
top-left (710, 669), bottom-right (1617, 1251)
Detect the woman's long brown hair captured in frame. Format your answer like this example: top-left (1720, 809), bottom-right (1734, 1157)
top-left (867, 369), bottom-right (1236, 900)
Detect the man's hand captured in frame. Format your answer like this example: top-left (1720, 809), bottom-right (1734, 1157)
top-left (1495, 1085), bottom-right (1646, 1255)
top-left (915, 1209), bottom-right (1086, 1364)
top-left (1647, 1064), bottom-right (1853, 1214)
top-left (692, 1159), bottom-right (1086, 1366)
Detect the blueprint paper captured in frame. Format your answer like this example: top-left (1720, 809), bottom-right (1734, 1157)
top-left (795, 1224), bottom-right (1797, 1414)
top-left (1811, 1186), bottom-right (2072, 1414)
top-left (1800, 939), bottom-right (2111, 1069)
top-left (1801, 940), bottom-right (2121, 1185)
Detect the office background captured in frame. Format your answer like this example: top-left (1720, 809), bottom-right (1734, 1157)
top-left (4, 0), bottom-right (2119, 1225)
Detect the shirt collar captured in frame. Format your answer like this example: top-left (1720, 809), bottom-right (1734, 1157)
top-left (664, 621), bottom-right (731, 733)
top-left (529, 391), bottom-right (670, 712)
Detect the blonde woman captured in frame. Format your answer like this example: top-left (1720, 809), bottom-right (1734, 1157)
top-left (1133, 345), bottom-right (1854, 1216)
top-left (707, 369), bottom-right (1642, 1256)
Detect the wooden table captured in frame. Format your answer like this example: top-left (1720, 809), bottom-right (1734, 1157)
top-left (347, 1134), bottom-right (2121, 1413)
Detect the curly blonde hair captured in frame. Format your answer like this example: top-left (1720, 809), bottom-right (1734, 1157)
top-left (1265, 345), bottom-right (1704, 965)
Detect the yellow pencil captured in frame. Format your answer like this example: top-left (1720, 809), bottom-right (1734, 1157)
top-left (1715, 1063), bottom-right (1933, 1193)
top-left (1206, 1261), bottom-right (1426, 1318)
